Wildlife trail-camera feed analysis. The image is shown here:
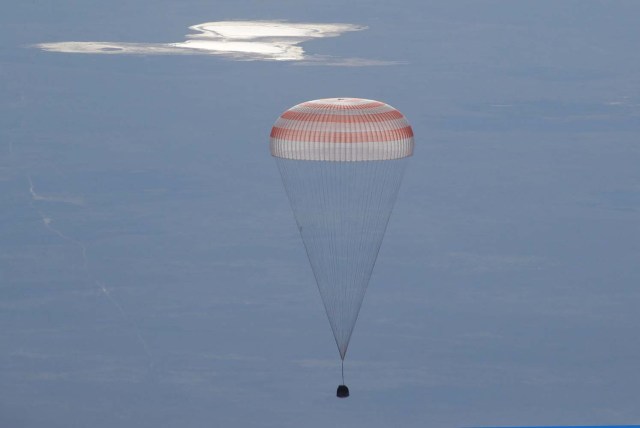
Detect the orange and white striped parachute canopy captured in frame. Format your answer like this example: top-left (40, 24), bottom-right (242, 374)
top-left (270, 98), bottom-right (414, 161)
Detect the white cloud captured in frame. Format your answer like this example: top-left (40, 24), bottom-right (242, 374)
top-left (34, 20), bottom-right (394, 65)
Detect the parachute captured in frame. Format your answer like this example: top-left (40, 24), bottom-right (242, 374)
top-left (270, 98), bottom-right (414, 396)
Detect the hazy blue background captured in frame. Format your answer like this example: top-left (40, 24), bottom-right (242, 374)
top-left (1, 1), bottom-right (639, 427)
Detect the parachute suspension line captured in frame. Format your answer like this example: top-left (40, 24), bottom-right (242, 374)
top-left (276, 157), bottom-right (409, 360)
top-left (341, 359), bottom-right (345, 385)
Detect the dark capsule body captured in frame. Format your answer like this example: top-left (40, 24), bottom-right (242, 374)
top-left (336, 384), bottom-right (350, 398)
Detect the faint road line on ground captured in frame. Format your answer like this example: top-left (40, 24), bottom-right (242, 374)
top-left (26, 174), bottom-right (155, 371)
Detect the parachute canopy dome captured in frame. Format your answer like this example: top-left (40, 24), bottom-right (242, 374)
top-left (270, 98), bottom-right (414, 161)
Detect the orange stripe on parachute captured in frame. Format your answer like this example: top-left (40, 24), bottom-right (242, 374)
top-left (300, 101), bottom-right (385, 110)
top-left (280, 109), bottom-right (404, 123)
top-left (270, 126), bottom-right (414, 143)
